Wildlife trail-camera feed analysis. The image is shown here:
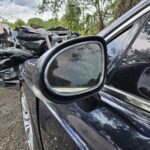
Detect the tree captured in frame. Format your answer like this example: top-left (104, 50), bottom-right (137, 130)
top-left (14, 19), bottom-right (26, 28)
top-left (38, 0), bottom-right (113, 32)
top-left (43, 18), bottom-right (60, 29)
top-left (27, 18), bottom-right (44, 28)
top-left (81, 13), bottom-right (99, 35)
top-left (38, 0), bottom-right (141, 34)
top-left (84, 0), bottom-right (113, 31)
top-left (38, 0), bottom-right (64, 18)
top-left (113, 0), bottom-right (141, 19)
top-left (62, 1), bottom-right (81, 31)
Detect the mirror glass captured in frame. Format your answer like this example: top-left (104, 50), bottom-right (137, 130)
top-left (45, 42), bottom-right (105, 95)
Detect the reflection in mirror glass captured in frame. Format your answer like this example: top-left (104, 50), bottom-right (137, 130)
top-left (46, 42), bottom-right (104, 94)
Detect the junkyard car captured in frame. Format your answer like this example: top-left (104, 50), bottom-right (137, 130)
top-left (0, 0), bottom-right (150, 150)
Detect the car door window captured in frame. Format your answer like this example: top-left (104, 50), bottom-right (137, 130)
top-left (107, 29), bottom-right (131, 64)
top-left (109, 18), bottom-right (150, 100)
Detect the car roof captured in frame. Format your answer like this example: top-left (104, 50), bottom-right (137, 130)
top-left (98, 0), bottom-right (150, 39)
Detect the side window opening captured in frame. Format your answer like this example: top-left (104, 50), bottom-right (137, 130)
top-left (109, 18), bottom-right (150, 100)
top-left (107, 29), bottom-right (131, 65)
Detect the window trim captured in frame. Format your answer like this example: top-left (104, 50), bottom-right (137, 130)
top-left (105, 6), bottom-right (150, 42)
top-left (104, 85), bottom-right (150, 113)
top-left (107, 12), bottom-right (150, 82)
top-left (104, 6), bottom-right (150, 112)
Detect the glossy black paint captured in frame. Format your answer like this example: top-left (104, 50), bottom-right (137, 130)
top-left (20, 2), bottom-right (150, 149)
top-left (21, 80), bottom-right (43, 150)
top-left (0, 1), bottom-right (149, 150)
top-left (22, 72), bottom-right (150, 149)
top-left (38, 101), bottom-right (79, 150)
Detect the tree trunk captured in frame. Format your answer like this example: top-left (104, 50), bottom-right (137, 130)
top-left (99, 15), bottom-right (104, 31)
top-left (114, 0), bottom-right (141, 19)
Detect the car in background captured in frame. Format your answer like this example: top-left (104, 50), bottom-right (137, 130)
top-left (0, 0), bottom-right (149, 150)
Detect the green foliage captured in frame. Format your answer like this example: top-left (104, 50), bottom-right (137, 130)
top-left (6, 17), bottom-right (62, 30)
top-left (43, 18), bottom-right (61, 29)
top-left (62, 1), bottom-right (81, 31)
top-left (38, 0), bottom-right (64, 18)
top-left (7, 22), bottom-right (15, 29)
top-left (13, 19), bottom-right (26, 29)
top-left (27, 18), bottom-right (44, 28)
top-left (38, 0), bottom-right (114, 33)
top-left (5, 19), bottom-right (26, 29)
top-left (38, 0), bottom-right (141, 34)
top-left (81, 13), bottom-right (99, 35)
top-left (5, 0), bottom-right (141, 35)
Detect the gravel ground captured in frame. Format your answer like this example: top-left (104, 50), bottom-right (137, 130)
top-left (0, 88), bottom-right (28, 150)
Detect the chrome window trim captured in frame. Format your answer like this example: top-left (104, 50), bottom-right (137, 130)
top-left (105, 6), bottom-right (150, 42)
top-left (104, 85), bottom-right (150, 112)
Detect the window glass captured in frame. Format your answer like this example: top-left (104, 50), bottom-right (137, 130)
top-left (107, 29), bottom-right (131, 64)
top-left (110, 19), bottom-right (150, 100)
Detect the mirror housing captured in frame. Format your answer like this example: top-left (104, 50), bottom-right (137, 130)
top-left (34, 36), bottom-right (107, 103)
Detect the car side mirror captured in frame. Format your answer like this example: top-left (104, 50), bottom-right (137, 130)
top-left (35, 36), bottom-right (107, 103)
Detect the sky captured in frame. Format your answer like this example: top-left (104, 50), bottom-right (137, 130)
top-left (0, 0), bottom-right (54, 22)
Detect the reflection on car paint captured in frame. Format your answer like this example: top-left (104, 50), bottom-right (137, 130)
top-left (138, 67), bottom-right (150, 100)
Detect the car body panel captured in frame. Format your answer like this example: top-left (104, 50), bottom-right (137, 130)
top-left (21, 80), bottom-right (43, 150)
top-left (0, 1), bottom-right (147, 150)
top-left (19, 2), bottom-right (150, 150)
top-left (39, 93), bottom-right (150, 150)
top-left (22, 71), bottom-right (150, 150)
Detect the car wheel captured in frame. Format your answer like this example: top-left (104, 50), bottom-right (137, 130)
top-left (20, 87), bottom-right (34, 150)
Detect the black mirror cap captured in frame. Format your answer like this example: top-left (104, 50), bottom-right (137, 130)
top-left (35, 36), bottom-right (107, 104)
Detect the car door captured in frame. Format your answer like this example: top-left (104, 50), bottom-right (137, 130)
top-left (101, 14), bottom-right (150, 149)
top-left (38, 12), bottom-right (150, 150)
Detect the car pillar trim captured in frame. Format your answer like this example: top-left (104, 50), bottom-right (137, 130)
top-left (105, 6), bottom-right (150, 42)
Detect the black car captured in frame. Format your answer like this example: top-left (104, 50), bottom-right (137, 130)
top-left (0, 1), bottom-right (150, 150)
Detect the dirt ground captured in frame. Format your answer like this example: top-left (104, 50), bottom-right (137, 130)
top-left (0, 88), bottom-right (28, 150)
